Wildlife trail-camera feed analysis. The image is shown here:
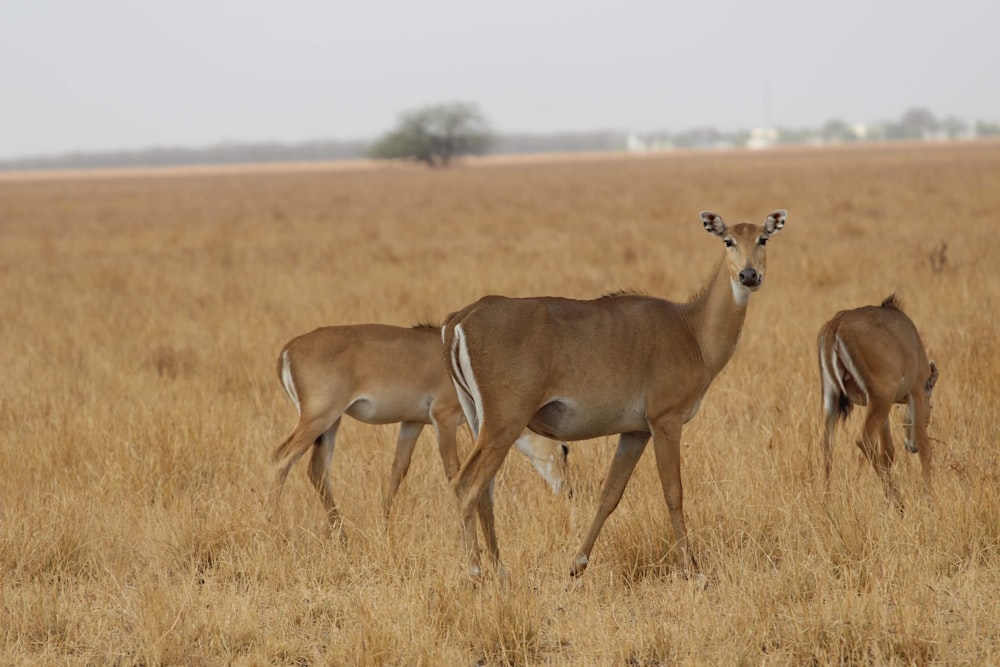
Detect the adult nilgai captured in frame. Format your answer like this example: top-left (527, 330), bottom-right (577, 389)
top-left (817, 294), bottom-right (938, 512)
top-left (269, 324), bottom-right (570, 532)
top-left (444, 210), bottom-right (787, 579)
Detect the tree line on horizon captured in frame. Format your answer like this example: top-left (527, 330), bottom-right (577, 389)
top-left (3, 103), bottom-right (998, 171)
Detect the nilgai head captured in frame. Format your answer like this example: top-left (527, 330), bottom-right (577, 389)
top-left (702, 209), bottom-right (787, 300)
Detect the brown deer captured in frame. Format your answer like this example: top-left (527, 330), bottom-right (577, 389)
top-left (443, 210), bottom-right (787, 580)
top-left (269, 324), bottom-right (570, 533)
top-left (817, 294), bottom-right (939, 512)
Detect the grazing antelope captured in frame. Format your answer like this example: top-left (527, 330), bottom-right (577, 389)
top-left (443, 210), bottom-right (787, 579)
top-left (817, 295), bottom-right (938, 512)
top-left (268, 324), bottom-right (569, 531)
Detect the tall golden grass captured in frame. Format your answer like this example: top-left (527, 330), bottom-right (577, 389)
top-left (1, 141), bottom-right (999, 664)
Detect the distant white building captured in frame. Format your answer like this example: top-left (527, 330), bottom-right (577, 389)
top-left (746, 127), bottom-right (778, 150)
top-left (626, 132), bottom-right (646, 152)
top-left (626, 132), bottom-right (674, 152)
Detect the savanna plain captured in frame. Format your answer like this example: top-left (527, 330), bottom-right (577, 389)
top-left (1, 142), bottom-right (999, 665)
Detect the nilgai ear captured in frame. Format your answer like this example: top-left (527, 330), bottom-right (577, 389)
top-left (701, 211), bottom-right (727, 237)
top-left (926, 361), bottom-right (939, 391)
top-left (763, 209), bottom-right (787, 235)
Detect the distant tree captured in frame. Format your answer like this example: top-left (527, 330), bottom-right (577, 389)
top-left (974, 120), bottom-right (1000, 137)
top-left (370, 102), bottom-right (492, 167)
top-left (672, 126), bottom-right (723, 149)
top-left (887, 107), bottom-right (938, 140)
top-left (939, 116), bottom-right (969, 139)
top-left (774, 126), bottom-right (815, 145)
top-left (821, 118), bottom-right (857, 143)
top-left (864, 123), bottom-right (889, 142)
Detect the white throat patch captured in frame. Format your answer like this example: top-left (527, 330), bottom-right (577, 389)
top-left (730, 278), bottom-right (751, 306)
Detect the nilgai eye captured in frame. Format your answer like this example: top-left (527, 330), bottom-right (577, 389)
top-left (724, 238), bottom-right (735, 248)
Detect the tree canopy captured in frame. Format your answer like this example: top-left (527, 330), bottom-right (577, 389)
top-left (370, 102), bottom-right (492, 167)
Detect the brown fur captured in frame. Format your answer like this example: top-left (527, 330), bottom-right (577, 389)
top-left (269, 324), bottom-right (570, 534)
top-left (443, 210), bottom-right (787, 579)
top-left (817, 295), bottom-right (939, 512)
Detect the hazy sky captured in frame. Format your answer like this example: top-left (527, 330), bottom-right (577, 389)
top-left (2, 0), bottom-right (999, 159)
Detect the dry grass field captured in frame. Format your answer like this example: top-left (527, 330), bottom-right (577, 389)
top-left (2, 141), bottom-right (999, 665)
